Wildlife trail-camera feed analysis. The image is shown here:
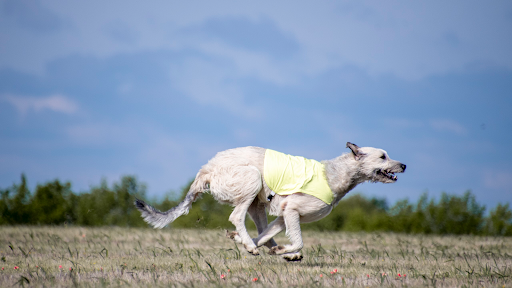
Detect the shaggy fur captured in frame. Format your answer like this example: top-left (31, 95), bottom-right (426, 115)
top-left (135, 142), bottom-right (406, 261)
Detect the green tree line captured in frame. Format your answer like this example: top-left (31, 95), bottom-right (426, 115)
top-left (1, 174), bottom-right (511, 236)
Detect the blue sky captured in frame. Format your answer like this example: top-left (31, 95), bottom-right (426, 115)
top-left (1, 1), bottom-right (511, 208)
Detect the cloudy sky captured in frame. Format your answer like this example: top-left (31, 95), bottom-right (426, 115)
top-left (1, 1), bottom-right (511, 208)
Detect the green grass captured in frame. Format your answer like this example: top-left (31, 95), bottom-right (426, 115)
top-left (0, 226), bottom-right (511, 287)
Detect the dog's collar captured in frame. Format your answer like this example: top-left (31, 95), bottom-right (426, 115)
top-left (266, 191), bottom-right (276, 202)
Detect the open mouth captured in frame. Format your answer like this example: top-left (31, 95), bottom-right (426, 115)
top-left (377, 170), bottom-right (398, 181)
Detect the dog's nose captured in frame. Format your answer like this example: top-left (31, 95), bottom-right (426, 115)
top-left (400, 164), bottom-right (406, 171)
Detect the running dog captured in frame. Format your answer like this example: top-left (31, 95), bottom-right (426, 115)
top-left (135, 142), bottom-right (406, 261)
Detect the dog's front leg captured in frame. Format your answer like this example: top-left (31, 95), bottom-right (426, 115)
top-left (247, 199), bottom-right (278, 249)
top-left (252, 217), bottom-right (303, 261)
top-left (253, 216), bottom-right (285, 247)
top-left (268, 208), bottom-right (303, 255)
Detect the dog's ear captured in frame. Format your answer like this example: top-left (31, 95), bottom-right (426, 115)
top-left (346, 142), bottom-right (366, 160)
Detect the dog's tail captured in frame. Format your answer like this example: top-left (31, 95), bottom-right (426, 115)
top-left (134, 172), bottom-right (209, 229)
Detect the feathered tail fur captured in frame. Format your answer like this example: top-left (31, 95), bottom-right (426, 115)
top-left (135, 174), bottom-right (207, 229)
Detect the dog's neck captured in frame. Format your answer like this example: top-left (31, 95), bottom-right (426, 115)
top-left (322, 153), bottom-right (366, 206)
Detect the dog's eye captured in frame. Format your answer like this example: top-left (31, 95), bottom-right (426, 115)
top-left (380, 154), bottom-right (386, 160)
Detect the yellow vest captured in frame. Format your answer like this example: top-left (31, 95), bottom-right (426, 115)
top-left (263, 149), bottom-right (333, 205)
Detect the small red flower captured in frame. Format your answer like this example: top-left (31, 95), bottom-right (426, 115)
top-left (403, 274), bottom-right (406, 278)
top-left (1, 267), bottom-right (4, 270)
top-left (320, 274), bottom-right (323, 277)
top-left (220, 274), bottom-right (226, 279)
top-left (14, 266), bottom-right (19, 270)
top-left (333, 269), bottom-right (338, 273)
top-left (330, 271), bottom-right (334, 274)
top-left (59, 265), bottom-right (62, 269)
top-left (398, 273), bottom-right (401, 277)
top-left (69, 267), bottom-right (72, 271)
top-left (367, 274), bottom-right (370, 278)
top-left (252, 277), bottom-right (258, 282)
top-left (227, 269), bottom-right (230, 272)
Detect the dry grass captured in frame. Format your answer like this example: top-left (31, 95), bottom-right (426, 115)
top-left (0, 226), bottom-right (511, 287)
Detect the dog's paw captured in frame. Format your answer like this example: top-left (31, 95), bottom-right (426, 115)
top-left (244, 244), bottom-right (260, 256)
top-left (283, 252), bottom-right (303, 262)
top-left (268, 245), bottom-right (286, 255)
top-left (226, 230), bottom-right (238, 239)
top-left (226, 230), bottom-right (242, 243)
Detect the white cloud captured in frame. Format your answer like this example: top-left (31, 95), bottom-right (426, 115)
top-left (383, 118), bottom-right (424, 130)
top-left (191, 39), bottom-right (298, 86)
top-left (430, 119), bottom-right (467, 136)
top-left (169, 57), bottom-right (263, 118)
top-left (134, 129), bottom-right (227, 194)
top-left (66, 123), bottom-right (125, 145)
top-left (2, 94), bottom-right (78, 116)
top-left (1, 1), bottom-right (511, 80)
top-left (483, 170), bottom-right (512, 191)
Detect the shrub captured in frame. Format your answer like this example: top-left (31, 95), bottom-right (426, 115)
top-left (1, 175), bottom-right (511, 236)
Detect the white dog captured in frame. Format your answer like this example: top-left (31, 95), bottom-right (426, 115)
top-left (135, 142), bottom-right (406, 261)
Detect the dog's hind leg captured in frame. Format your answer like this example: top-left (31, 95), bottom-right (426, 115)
top-left (228, 200), bottom-right (260, 255)
top-left (247, 199), bottom-right (278, 249)
top-left (219, 165), bottom-right (262, 255)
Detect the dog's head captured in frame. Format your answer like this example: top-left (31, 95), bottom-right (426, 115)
top-left (346, 142), bottom-right (406, 183)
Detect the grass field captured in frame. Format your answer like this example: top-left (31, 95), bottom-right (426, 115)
top-left (0, 226), bottom-right (511, 287)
